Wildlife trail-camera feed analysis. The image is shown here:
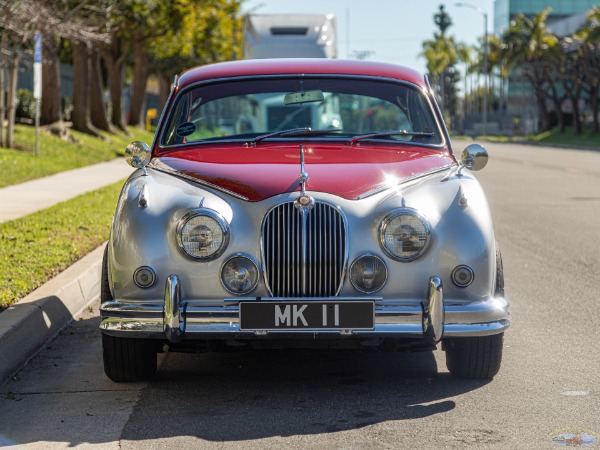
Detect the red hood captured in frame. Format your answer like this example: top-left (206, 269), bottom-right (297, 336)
top-left (153, 143), bottom-right (455, 201)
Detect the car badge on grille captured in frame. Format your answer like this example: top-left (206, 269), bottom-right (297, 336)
top-left (295, 144), bottom-right (314, 211)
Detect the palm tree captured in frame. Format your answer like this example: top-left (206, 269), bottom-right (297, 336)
top-left (486, 35), bottom-right (505, 111)
top-left (500, 8), bottom-right (562, 132)
top-left (421, 34), bottom-right (460, 123)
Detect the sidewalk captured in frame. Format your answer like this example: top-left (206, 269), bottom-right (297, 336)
top-left (0, 158), bottom-right (133, 385)
top-left (0, 158), bottom-right (133, 223)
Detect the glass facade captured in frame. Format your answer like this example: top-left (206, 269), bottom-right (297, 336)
top-left (494, 0), bottom-right (598, 33)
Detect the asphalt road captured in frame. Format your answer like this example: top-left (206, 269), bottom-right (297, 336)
top-left (1, 141), bottom-right (599, 449)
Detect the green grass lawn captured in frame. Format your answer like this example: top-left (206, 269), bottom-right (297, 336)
top-left (0, 124), bottom-right (154, 188)
top-left (0, 181), bottom-right (123, 309)
top-left (527, 127), bottom-right (600, 148)
top-left (453, 127), bottom-right (600, 149)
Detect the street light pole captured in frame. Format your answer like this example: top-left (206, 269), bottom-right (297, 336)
top-left (456, 2), bottom-right (488, 136)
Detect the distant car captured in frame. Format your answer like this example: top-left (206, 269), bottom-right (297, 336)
top-left (100, 59), bottom-right (509, 382)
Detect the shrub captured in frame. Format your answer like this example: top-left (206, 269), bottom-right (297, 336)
top-left (16, 89), bottom-right (36, 120)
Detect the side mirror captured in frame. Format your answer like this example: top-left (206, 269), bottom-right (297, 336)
top-left (459, 144), bottom-right (488, 173)
top-left (125, 141), bottom-right (152, 174)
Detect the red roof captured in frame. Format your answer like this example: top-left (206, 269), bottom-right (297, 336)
top-left (176, 59), bottom-right (427, 91)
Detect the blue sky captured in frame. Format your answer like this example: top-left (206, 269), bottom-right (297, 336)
top-left (243, 0), bottom-right (494, 73)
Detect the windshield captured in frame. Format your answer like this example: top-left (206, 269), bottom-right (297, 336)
top-left (160, 77), bottom-right (443, 147)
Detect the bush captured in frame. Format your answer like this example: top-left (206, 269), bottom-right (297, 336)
top-left (16, 89), bottom-right (36, 120)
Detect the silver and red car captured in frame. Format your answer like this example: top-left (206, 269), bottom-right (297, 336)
top-left (100, 59), bottom-right (509, 381)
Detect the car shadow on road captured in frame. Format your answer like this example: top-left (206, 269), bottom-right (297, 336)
top-left (0, 312), bottom-right (492, 447)
top-left (121, 348), bottom-right (490, 442)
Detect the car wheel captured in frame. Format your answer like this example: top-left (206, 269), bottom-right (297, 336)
top-left (102, 334), bottom-right (157, 382)
top-left (443, 246), bottom-right (505, 379)
top-left (444, 333), bottom-right (503, 379)
top-left (101, 244), bottom-right (157, 382)
top-left (101, 244), bottom-right (112, 303)
top-left (494, 244), bottom-right (504, 297)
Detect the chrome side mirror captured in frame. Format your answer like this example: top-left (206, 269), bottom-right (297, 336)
top-left (458, 144), bottom-right (488, 174)
top-left (125, 141), bottom-right (152, 175)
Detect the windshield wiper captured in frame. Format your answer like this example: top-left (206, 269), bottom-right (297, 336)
top-left (248, 127), bottom-right (342, 146)
top-left (348, 130), bottom-right (435, 145)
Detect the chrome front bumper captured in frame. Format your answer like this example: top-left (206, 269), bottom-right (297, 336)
top-left (100, 275), bottom-right (510, 344)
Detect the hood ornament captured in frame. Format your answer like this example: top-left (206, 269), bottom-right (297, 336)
top-left (295, 144), bottom-right (314, 210)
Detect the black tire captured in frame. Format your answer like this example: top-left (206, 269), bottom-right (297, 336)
top-left (443, 245), bottom-right (505, 379)
top-left (102, 334), bottom-right (157, 382)
top-left (494, 245), bottom-right (504, 297)
top-left (101, 244), bottom-right (157, 382)
top-left (101, 244), bottom-right (113, 303)
top-left (444, 333), bottom-right (504, 379)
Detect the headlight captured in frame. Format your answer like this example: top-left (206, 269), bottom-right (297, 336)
top-left (350, 255), bottom-right (387, 293)
top-left (379, 208), bottom-right (431, 261)
top-left (177, 210), bottom-right (229, 260)
top-left (221, 256), bottom-right (259, 295)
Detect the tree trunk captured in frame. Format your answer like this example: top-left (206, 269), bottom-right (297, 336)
top-left (128, 30), bottom-right (149, 127)
top-left (6, 46), bottom-right (19, 148)
top-left (89, 47), bottom-right (110, 132)
top-left (103, 32), bottom-right (127, 132)
top-left (590, 84), bottom-right (599, 133)
top-left (546, 81), bottom-right (565, 133)
top-left (525, 67), bottom-right (551, 132)
top-left (157, 71), bottom-right (171, 115)
top-left (0, 33), bottom-right (6, 148)
top-left (41, 34), bottom-right (62, 125)
top-left (72, 40), bottom-right (99, 136)
top-left (569, 86), bottom-right (583, 135)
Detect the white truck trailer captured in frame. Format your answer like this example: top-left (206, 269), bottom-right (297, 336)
top-left (243, 14), bottom-right (337, 59)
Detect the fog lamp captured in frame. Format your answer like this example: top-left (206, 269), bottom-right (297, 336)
top-left (452, 265), bottom-right (474, 287)
top-left (133, 266), bottom-right (156, 288)
top-left (350, 255), bottom-right (387, 293)
top-left (221, 256), bottom-right (259, 295)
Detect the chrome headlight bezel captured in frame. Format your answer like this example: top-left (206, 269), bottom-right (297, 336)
top-left (176, 209), bottom-right (229, 261)
top-left (379, 208), bottom-right (432, 262)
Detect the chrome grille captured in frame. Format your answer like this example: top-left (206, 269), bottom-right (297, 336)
top-left (262, 201), bottom-right (347, 297)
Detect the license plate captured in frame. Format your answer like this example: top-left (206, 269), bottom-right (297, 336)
top-left (239, 301), bottom-right (374, 331)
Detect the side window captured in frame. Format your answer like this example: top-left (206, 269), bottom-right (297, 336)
top-left (162, 93), bottom-right (191, 146)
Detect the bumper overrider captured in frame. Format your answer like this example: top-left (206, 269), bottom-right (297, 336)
top-left (100, 275), bottom-right (509, 345)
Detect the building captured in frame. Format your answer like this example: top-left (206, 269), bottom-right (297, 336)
top-left (494, 0), bottom-right (597, 34)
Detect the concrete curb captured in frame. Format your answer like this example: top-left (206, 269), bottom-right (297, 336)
top-left (0, 244), bottom-right (105, 386)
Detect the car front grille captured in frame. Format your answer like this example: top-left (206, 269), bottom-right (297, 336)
top-left (262, 201), bottom-right (347, 297)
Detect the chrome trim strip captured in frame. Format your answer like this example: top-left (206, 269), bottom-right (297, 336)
top-left (423, 276), bottom-right (444, 343)
top-left (443, 321), bottom-right (510, 337)
top-left (425, 74), bottom-right (454, 156)
top-left (149, 162), bottom-right (250, 201)
top-left (357, 164), bottom-right (455, 200)
top-left (150, 75), bottom-right (178, 151)
top-left (164, 275), bottom-right (185, 343)
top-left (100, 321), bottom-right (509, 339)
top-left (300, 205), bottom-right (308, 295)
